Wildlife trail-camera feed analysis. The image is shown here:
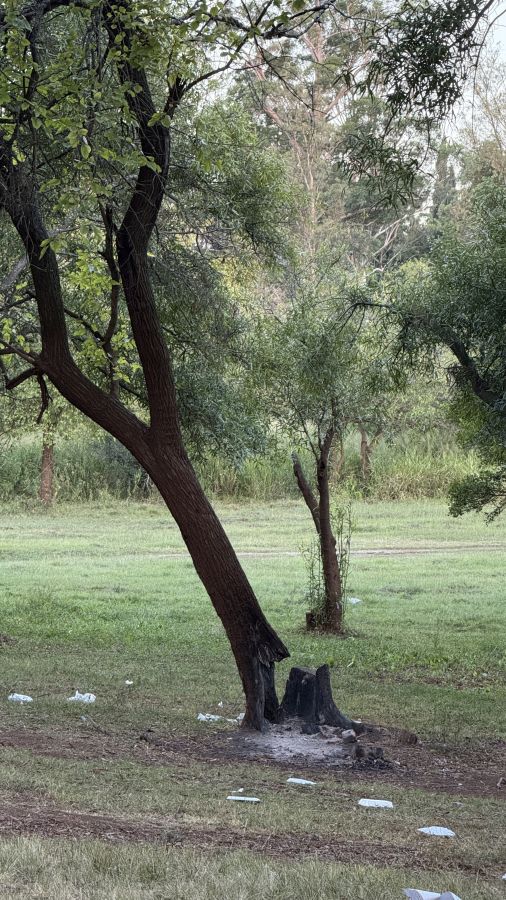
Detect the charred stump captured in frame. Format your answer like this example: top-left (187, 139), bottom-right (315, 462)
top-left (280, 664), bottom-right (364, 733)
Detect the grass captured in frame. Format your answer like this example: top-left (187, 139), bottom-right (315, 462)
top-left (1, 840), bottom-right (500, 900)
top-left (0, 499), bottom-right (505, 898)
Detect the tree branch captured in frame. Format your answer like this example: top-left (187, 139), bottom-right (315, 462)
top-left (292, 451), bottom-right (320, 534)
top-left (5, 366), bottom-right (38, 390)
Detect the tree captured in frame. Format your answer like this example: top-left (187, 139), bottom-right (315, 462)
top-left (253, 266), bottom-right (399, 631)
top-left (0, 0), bottom-right (304, 729)
top-left (386, 177), bottom-right (506, 518)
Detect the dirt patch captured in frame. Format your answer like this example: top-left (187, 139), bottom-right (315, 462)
top-left (0, 797), bottom-right (493, 878)
top-left (0, 634), bottom-right (16, 646)
top-left (144, 726), bottom-right (506, 800)
top-left (1, 723), bottom-right (505, 800)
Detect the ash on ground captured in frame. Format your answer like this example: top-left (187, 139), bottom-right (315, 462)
top-left (238, 720), bottom-right (386, 766)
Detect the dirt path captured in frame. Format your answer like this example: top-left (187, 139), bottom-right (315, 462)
top-left (0, 797), bottom-right (493, 877)
top-left (158, 543), bottom-right (506, 560)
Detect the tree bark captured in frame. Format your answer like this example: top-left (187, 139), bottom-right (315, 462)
top-left (292, 434), bottom-right (344, 633)
top-left (291, 452), bottom-right (320, 532)
top-left (317, 431), bottom-right (344, 632)
top-left (39, 434), bottom-right (54, 506)
top-left (143, 447), bottom-right (289, 729)
top-left (280, 664), bottom-right (360, 730)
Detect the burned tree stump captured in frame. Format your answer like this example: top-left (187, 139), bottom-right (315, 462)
top-left (280, 664), bottom-right (363, 733)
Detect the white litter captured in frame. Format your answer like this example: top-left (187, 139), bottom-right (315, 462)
top-left (197, 712), bottom-right (240, 724)
top-left (125, 680), bottom-right (133, 686)
top-left (227, 795), bottom-right (260, 803)
top-left (8, 693), bottom-right (33, 704)
top-left (404, 888), bottom-right (460, 900)
top-left (218, 701), bottom-right (224, 708)
top-left (237, 712), bottom-right (245, 722)
top-left (417, 826), bottom-right (456, 838)
top-left (232, 788), bottom-right (244, 793)
top-left (348, 597), bottom-right (362, 605)
top-left (67, 691), bottom-right (96, 704)
top-left (358, 798), bottom-right (394, 809)
top-left (403, 892), bottom-right (461, 900)
top-left (502, 874), bottom-right (506, 881)
top-left (287, 777), bottom-right (317, 786)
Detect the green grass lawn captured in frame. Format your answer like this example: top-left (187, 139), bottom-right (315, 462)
top-left (0, 499), bottom-right (505, 898)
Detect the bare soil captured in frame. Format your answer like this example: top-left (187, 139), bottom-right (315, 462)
top-left (0, 797), bottom-right (492, 877)
top-left (1, 723), bottom-right (505, 800)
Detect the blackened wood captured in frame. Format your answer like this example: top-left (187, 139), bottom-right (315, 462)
top-left (280, 664), bottom-right (360, 731)
top-left (314, 664), bottom-right (354, 729)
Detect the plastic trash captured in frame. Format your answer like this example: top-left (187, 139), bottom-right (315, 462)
top-left (8, 693), bottom-right (33, 704)
top-left (358, 798), bottom-right (394, 809)
top-left (348, 597), bottom-right (362, 605)
top-left (227, 795), bottom-right (260, 802)
top-left (197, 712), bottom-right (240, 724)
top-left (67, 691), bottom-right (96, 704)
top-left (287, 777), bottom-right (317, 786)
top-left (232, 788), bottom-right (244, 793)
top-left (403, 892), bottom-right (462, 900)
top-left (237, 712), bottom-right (245, 722)
top-left (417, 826), bottom-right (456, 838)
top-left (125, 680), bottom-right (133, 686)
top-left (218, 701), bottom-right (224, 708)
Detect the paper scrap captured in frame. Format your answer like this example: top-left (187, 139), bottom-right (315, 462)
top-left (417, 826), bottom-right (455, 838)
top-left (287, 777), bottom-right (317, 786)
top-left (358, 798), bottom-right (394, 809)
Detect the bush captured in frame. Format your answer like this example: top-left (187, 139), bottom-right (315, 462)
top-left (0, 431), bottom-right (479, 504)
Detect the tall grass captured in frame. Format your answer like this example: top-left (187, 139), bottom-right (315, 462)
top-left (0, 432), bottom-right (478, 503)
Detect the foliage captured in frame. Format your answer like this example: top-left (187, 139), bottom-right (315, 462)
top-left (387, 176), bottom-right (506, 517)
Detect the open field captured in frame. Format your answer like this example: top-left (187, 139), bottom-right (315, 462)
top-left (0, 499), bottom-right (505, 898)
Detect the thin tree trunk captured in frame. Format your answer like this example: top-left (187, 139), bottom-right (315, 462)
top-left (359, 426), bottom-right (381, 489)
top-left (317, 436), bottom-right (344, 633)
top-left (359, 426), bottom-right (372, 486)
top-left (39, 434), bottom-right (54, 506)
top-left (292, 440), bottom-right (344, 633)
top-left (330, 434), bottom-right (345, 489)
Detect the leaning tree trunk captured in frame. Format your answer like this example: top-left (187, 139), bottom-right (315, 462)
top-left (39, 431), bottom-right (54, 506)
top-left (144, 448), bottom-right (289, 730)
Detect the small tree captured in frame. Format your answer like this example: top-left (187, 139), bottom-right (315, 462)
top-left (254, 267), bottom-right (398, 632)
